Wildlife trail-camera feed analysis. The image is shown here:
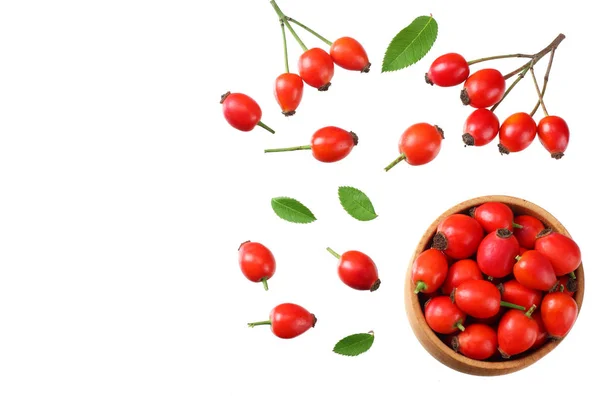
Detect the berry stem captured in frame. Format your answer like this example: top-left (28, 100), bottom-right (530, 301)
top-left (261, 277), bottom-right (269, 291)
top-left (455, 322), bottom-right (466, 332)
top-left (280, 20), bottom-right (289, 73)
top-left (384, 154), bottom-right (406, 172)
top-left (286, 17), bottom-right (332, 46)
top-left (513, 222), bottom-right (523, 229)
top-left (326, 247), bottom-right (341, 259)
top-left (413, 281), bottom-right (427, 294)
top-left (467, 53), bottom-right (533, 66)
top-left (531, 48), bottom-right (556, 116)
top-left (525, 304), bottom-right (537, 318)
top-left (247, 320), bottom-right (271, 327)
top-left (257, 121), bottom-right (276, 134)
top-left (500, 301), bottom-right (526, 311)
top-left (502, 33), bottom-right (565, 80)
top-left (569, 271), bottom-right (577, 280)
top-left (530, 66), bottom-right (549, 116)
top-left (491, 60), bottom-right (533, 112)
top-left (270, 1), bottom-right (308, 52)
top-left (264, 145), bottom-right (311, 153)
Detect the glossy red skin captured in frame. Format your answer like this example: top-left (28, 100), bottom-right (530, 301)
top-left (454, 280), bottom-right (501, 319)
top-left (556, 275), bottom-right (577, 297)
top-left (500, 280), bottom-right (542, 310)
top-left (541, 292), bottom-right (578, 338)
top-left (426, 53), bottom-right (470, 87)
top-left (477, 230), bottom-right (520, 278)
top-left (424, 296), bottom-right (466, 335)
top-left (269, 303), bottom-right (316, 339)
top-left (497, 309), bottom-right (537, 357)
top-left (441, 259), bottom-right (483, 295)
top-left (462, 68), bottom-right (506, 108)
top-left (463, 108), bottom-right (500, 146)
top-left (310, 126), bottom-right (356, 163)
top-left (513, 250), bottom-right (557, 291)
top-left (337, 250), bottom-right (380, 291)
top-left (531, 311), bottom-right (548, 350)
top-left (472, 308), bottom-right (505, 325)
top-left (472, 202), bottom-right (516, 233)
top-left (537, 115), bottom-right (569, 158)
top-left (454, 324), bottom-right (498, 360)
top-left (535, 231), bottom-right (581, 276)
top-left (519, 247), bottom-right (527, 256)
top-left (435, 214), bottom-right (484, 260)
top-left (330, 37), bottom-right (370, 71)
top-left (398, 123), bottom-right (443, 165)
top-left (298, 48), bottom-right (334, 89)
top-left (411, 249), bottom-right (448, 294)
top-left (499, 112), bottom-right (537, 153)
top-left (513, 215), bottom-right (545, 249)
top-left (222, 92), bottom-right (262, 131)
top-left (238, 241), bottom-right (276, 283)
top-left (274, 73), bottom-right (304, 115)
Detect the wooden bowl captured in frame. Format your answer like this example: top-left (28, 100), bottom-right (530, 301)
top-left (405, 195), bottom-right (584, 376)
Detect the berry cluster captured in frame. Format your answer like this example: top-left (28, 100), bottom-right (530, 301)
top-left (412, 201), bottom-right (581, 360)
top-left (425, 34), bottom-right (570, 159)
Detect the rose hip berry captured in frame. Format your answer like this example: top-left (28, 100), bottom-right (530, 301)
top-left (330, 37), bottom-right (371, 72)
top-left (462, 108), bottom-right (500, 147)
top-left (497, 305), bottom-right (538, 358)
top-left (221, 92), bottom-right (275, 133)
top-left (274, 73), bottom-right (304, 116)
top-left (513, 250), bottom-right (557, 291)
top-left (441, 259), bottom-right (483, 295)
top-left (298, 48), bottom-right (335, 91)
top-left (531, 311), bottom-right (548, 350)
top-left (424, 296), bottom-right (466, 335)
top-left (498, 280), bottom-right (542, 310)
top-left (460, 68), bottom-right (506, 108)
top-left (477, 229), bottom-right (520, 278)
top-left (452, 324), bottom-right (498, 361)
top-left (535, 229), bottom-right (581, 276)
top-left (432, 214), bottom-right (484, 260)
top-left (453, 280), bottom-right (523, 319)
top-left (264, 126), bottom-right (358, 163)
top-left (470, 201), bottom-right (521, 233)
top-left (384, 123), bottom-right (444, 171)
top-left (248, 303), bottom-right (317, 339)
top-left (425, 53), bottom-right (470, 87)
top-left (327, 247), bottom-right (381, 291)
top-left (541, 292), bottom-right (578, 339)
top-left (513, 215), bottom-right (545, 249)
top-left (238, 241), bottom-right (276, 291)
top-left (411, 248), bottom-right (448, 294)
top-left (537, 115), bottom-right (570, 159)
top-left (498, 112), bottom-right (537, 155)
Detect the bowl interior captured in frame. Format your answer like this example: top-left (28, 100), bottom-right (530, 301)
top-left (405, 195), bottom-right (585, 376)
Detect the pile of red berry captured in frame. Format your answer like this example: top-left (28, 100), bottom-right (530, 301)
top-left (411, 201), bottom-right (581, 360)
top-left (425, 34), bottom-right (570, 159)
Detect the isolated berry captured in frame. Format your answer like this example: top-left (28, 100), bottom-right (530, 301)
top-left (537, 115), bottom-right (570, 159)
top-left (327, 248), bottom-right (380, 291)
top-left (330, 37), bottom-right (371, 72)
top-left (238, 241), bottom-right (276, 290)
top-left (221, 92), bottom-right (275, 133)
top-left (462, 109), bottom-right (500, 146)
top-left (248, 303), bottom-right (317, 339)
top-left (498, 112), bottom-right (537, 154)
top-left (461, 68), bottom-right (506, 108)
top-left (274, 73), bottom-right (304, 116)
top-left (425, 53), bottom-right (470, 87)
top-left (384, 123), bottom-right (444, 171)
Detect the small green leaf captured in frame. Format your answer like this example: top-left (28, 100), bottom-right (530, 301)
top-left (333, 331), bottom-right (375, 357)
top-left (381, 15), bottom-right (438, 72)
top-left (271, 197), bottom-right (316, 224)
top-left (338, 186), bottom-right (378, 221)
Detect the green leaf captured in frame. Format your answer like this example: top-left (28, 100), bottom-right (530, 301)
top-left (338, 186), bottom-right (378, 221)
top-left (271, 197), bottom-right (316, 224)
top-left (381, 15), bottom-right (438, 72)
top-left (333, 332), bottom-right (375, 357)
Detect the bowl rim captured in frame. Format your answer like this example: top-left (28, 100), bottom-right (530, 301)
top-left (405, 194), bottom-right (585, 375)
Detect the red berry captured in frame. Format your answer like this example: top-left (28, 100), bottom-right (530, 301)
top-left (513, 215), bottom-right (545, 249)
top-left (332, 248), bottom-right (380, 291)
top-left (330, 37), bottom-right (370, 72)
top-left (432, 214), bottom-right (484, 260)
top-left (441, 259), bottom-right (483, 295)
top-left (298, 48), bottom-right (334, 91)
top-left (424, 296), bottom-right (466, 335)
top-left (385, 123), bottom-right (444, 171)
top-left (462, 108), bottom-right (500, 146)
top-left (248, 303), bottom-right (316, 339)
top-left (310, 126), bottom-right (358, 162)
top-left (541, 292), bottom-right (578, 339)
top-left (498, 112), bottom-right (537, 154)
top-left (537, 115), bottom-right (570, 159)
top-left (555, 275), bottom-right (577, 297)
top-left (461, 68), bottom-right (506, 108)
top-left (499, 279), bottom-right (542, 310)
top-left (454, 280), bottom-right (503, 319)
top-left (477, 229), bottom-right (520, 278)
top-left (531, 311), bottom-right (547, 350)
top-left (513, 250), bottom-right (557, 291)
top-left (274, 73), bottom-right (304, 116)
top-left (452, 324), bottom-right (498, 360)
top-left (238, 241), bottom-right (276, 290)
top-left (471, 201), bottom-right (518, 233)
top-left (221, 92), bottom-right (274, 133)
top-left (534, 229), bottom-right (581, 276)
top-left (425, 53), bottom-right (470, 87)
top-left (497, 307), bottom-right (537, 358)
top-left (411, 249), bottom-right (448, 294)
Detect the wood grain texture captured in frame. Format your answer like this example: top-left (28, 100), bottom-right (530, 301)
top-left (405, 195), bottom-right (585, 376)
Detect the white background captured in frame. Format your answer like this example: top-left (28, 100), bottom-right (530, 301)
top-left (1, 0), bottom-right (598, 399)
